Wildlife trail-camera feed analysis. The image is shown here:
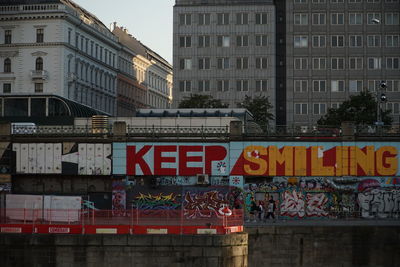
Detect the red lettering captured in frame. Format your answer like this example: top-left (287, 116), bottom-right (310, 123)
top-left (126, 145), bottom-right (152, 175)
top-left (179, 146), bottom-right (203, 175)
top-left (154, 146), bottom-right (177, 175)
top-left (205, 146), bottom-right (227, 174)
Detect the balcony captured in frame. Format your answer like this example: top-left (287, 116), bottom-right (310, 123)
top-left (0, 72), bottom-right (15, 80)
top-left (31, 70), bottom-right (48, 80)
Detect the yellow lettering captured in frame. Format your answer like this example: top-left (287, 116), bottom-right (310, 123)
top-left (243, 146), bottom-right (268, 175)
top-left (311, 146), bottom-right (334, 176)
top-left (376, 146), bottom-right (398, 175)
top-left (268, 146), bottom-right (294, 176)
top-left (294, 146), bottom-right (307, 176)
top-left (355, 146), bottom-right (375, 175)
top-left (349, 146), bottom-right (357, 176)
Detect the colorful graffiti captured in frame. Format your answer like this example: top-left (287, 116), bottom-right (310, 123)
top-left (134, 192), bottom-right (181, 210)
top-left (183, 190), bottom-right (229, 219)
top-left (280, 190), bottom-right (306, 218)
top-left (358, 188), bottom-right (400, 218)
top-left (112, 181), bottom-right (126, 216)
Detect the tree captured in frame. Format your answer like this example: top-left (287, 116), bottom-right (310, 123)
top-left (240, 95), bottom-right (274, 130)
top-left (318, 91), bottom-right (392, 126)
top-left (178, 94), bottom-right (228, 108)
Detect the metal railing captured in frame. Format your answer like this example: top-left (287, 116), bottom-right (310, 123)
top-left (127, 125), bottom-right (229, 137)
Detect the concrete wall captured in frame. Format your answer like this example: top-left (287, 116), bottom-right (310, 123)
top-left (0, 233), bottom-right (248, 267)
top-left (247, 226), bottom-right (400, 267)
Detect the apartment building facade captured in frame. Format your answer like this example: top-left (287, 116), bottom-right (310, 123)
top-left (173, 0), bottom-right (276, 115)
top-left (286, 0), bottom-right (400, 125)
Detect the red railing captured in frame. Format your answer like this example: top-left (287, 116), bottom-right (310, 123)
top-left (0, 209), bottom-right (244, 236)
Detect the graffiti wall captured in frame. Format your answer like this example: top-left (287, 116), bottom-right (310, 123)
top-left (12, 143), bottom-right (111, 175)
top-left (244, 177), bottom-right (400, 219)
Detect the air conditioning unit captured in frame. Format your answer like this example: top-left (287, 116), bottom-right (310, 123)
top-left (197, 174), bottom-right (210, 185)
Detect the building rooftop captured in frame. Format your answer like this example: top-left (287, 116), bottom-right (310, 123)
top-left (175, 0), bottom-right (274, 6)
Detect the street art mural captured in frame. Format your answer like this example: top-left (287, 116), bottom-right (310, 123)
top-left (244, 177), bottom-right (400, 220)
top-left (12, 143), bottom-right (111, 175)
top-left (134, 192), bottom-right (181, 211)
top-left (230, 142), bottom-right (399, 177)
top-left (112, 181), bottom-right (126, 216)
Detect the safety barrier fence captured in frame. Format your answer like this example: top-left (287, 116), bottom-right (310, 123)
top-left (0, 208), bottom-right (244, 235)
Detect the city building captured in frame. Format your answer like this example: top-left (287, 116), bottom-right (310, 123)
top-left (0, 0), bottom-right (119, 117)
top-left (112, 24), bottom-right (172, 113)
top-left (173, 0), bottom-right (276, 116)
top-left (285, 0), bottom-right (400, 125)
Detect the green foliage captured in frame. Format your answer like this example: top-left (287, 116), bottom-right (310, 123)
top-left (178, 94), bottom-right (228, 108)
top-left (240, 95), bottom-right (274, 129)
top-left (318, 91), bottom-right (392, 126)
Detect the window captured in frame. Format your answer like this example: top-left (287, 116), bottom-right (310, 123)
top-left (34, 83), bottom-right (43, 93)
top-left (349, 35), bottom-right (362, 47)
top-left (331, 0), bottom-right (344, 2)
top-left (198, 13), bottom-right (210, 25)
top-left (255, 13), bottom-right (268, 24)
top-left (236, 80), bottom-right (249, 91)
top-left (36, 29), bottom-right (44, 43)
top-left (367, 0), bottom-right (381, 2)
top-left (198, 35), bottom-right (210, 48)
top-left (349, 0), bottom-right (362, 2)
top-left (236, 35), bottom-right (249, 47)
top-left (256, 57), bottom-right (268, 69)
top-left (179, 80), bottom-right (191, 92)
top-left (179, 13), bottom-right (191, 25)
top-left (331, 13), bottom-right (344, 25)
top-left (313, 103), bottom-right (326, 115)
top-left (35, 57), bottom-right (43, 71)
top-left (331, 58), bottom-right (345, 70)
top-left (368, 57), bottom-right (382, 69)
top-left (294, 80), bottom-right (308, 92)
top-left (217, 13), bottom-right (229, 25)
top-left (331, 80), bottom-right (345, 92)
top-left (385, 13), bottom-right (399, 25)
top-left (3, 83), bottom-right (11, 93)
top-left (236, 13), bottom-right (248, 25)
top-left (4, 30), bottom-right (11, 44)
top-left (312, 58), bottom-right (326, 70)
top-left (386, 35), bottom-right (399, 47)
top-left (198, 57), bottom-right (210, 70)
top-left (295, 103), bottom-right (308, 115)
top-left (349, 80), bottom-right (363, 92)
top-left (179, 58), bottom-right (192, 70)
top-left (217, 80), bottom-right (229, 91)
top-left (367, 13), bottom-right (381, 24)
top-left (217, 57), bottom-right (230, 69)
top-left (367, 35), bottom-right (381, 47)
top-left (295, 0), bottom-right (307, 3)
top-left (4, 58), bottom-right (11, 73)
top-left (312, 35), bottom-right (326, 47)
top-left (294, 13), bottom-right (308, 25)
top-left (179, 36), bottom-right (191, 47)
top-left (349, 13), bottom-right (362, 25)
top-left (217, 35), bottom-right (230, 47)
top-left (313, 80), bottom-right (326, 92)
top-left (312, 13), bottom-right (326, 25)
top-left (386, 80), bottom-right (400, 92)
top-left (255, 80), bottom-right (268, 92)
top-left (386, 57), bottom-right (400, 69)
top-left (387, 103), bottom-right (400, 115)
top-left (198, 80), bottom-right (210, 92)
top-left (255, 35), bottom-right (268, 46)
top-left (331, 35), bottom-right (344, 47)
top-left (349, 57), bottom-right (363, 70)
top-left (294, 36), bottom-right (308, 47)
top-left (312, 0), bottom-right (326, 3)
top-left (368, 80), bottom-right (380, 91)
top-left (294, 58), bottom-right (308, 70)
top-left (236, 57), bottom-right (248, 69)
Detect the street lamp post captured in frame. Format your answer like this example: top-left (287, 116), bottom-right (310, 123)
top-left (376, 81), bottom-right (387, 126)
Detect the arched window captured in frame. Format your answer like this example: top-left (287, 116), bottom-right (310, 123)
top-left (35, 57), bottom-right (43, 71)
top-left (4, 58), bottom-right (11, 73)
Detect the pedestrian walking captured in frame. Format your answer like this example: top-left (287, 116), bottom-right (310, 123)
top-left (265, 196), bottom-right (276, 221)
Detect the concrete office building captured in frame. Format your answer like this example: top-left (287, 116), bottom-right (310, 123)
top-left (173, 0), bottom-right (276, 117)
top-left (0, 0), bottom-right (119, 116)
top-left (285, 0), bottom-right (400, 125)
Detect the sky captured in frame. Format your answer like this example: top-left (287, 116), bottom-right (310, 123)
top-left (73, 0), bottom-right (175, 64)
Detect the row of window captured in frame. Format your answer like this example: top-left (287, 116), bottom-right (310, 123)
top-left (179, 34), bottom-right (269, 48)
top-left (294, 80), bottom-right (400, 92)
top-left (3, 28), bottom-right (43, 44)
top-left (178, 80), bottom-right (269, 92)
top-left (295, 102), bottom-right (400, 116)
top-left (179, 12), bottom-right (269, 26)
top-left (2, 82), bottom-right (44, 94)
top-left (179, 57), bottom-right (269, 70)
top-left (295, 0), bottom-right (398, 4)
top-left (73, 85), bottom-right (115, 114)
top-left (294, 12), bottom-right (399, 25)
top-left (293, 57), bottom-right (400, 70)
top-left (295, 34), bottom-right (399, 48)
top-left (2, 57), bottom-right (43, 73)
top-left (68, 29), bottom-right (116, 68)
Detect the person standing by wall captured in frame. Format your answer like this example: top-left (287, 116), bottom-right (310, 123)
top-left (265, 196), bottom-right (276, 222)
